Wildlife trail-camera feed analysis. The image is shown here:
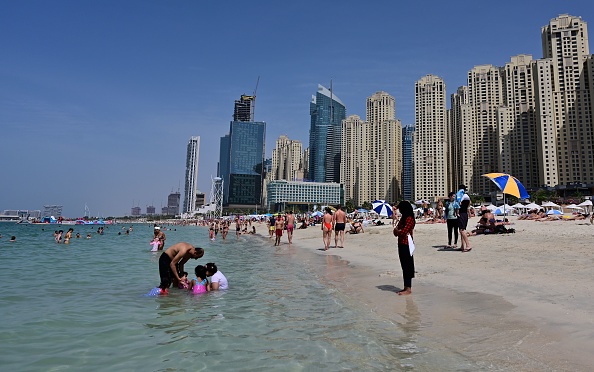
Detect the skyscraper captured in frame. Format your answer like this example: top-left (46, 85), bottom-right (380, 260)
top-left (447, 86), bottom-right (467, 194)
top-left (309, 84), bottom-right (346, 183)
top-left (271, 135), bottom-right (302, 181)
top-left (183, 136), bottom-right (200, 214)
top-left (219, 95), bottom-right (266, 207)
top-left (402, 124), bottom-right (415, 201)
top-left (166, 192), bottom-right (180, 215)
top-left (414, 75), bottom-right (448, 200)
top-left (535, 14), bottom-right (594, 187)
top-left (499, 55), bottom-right (539, 190)
top-left (341, 92), bottom-right (402, 206)
top-left (234, 94), bottom-right (255, 122)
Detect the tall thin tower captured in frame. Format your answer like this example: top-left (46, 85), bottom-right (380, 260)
top-left (209, 177), bottom-right (223, 219)
top-left (183, 136), bottom-right (200, 214)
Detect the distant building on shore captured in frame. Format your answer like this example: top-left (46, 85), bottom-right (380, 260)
top-left (166, 192), bottom-right (180, 215)
top-left (146, 205), bottom-right (156, 215)
top-left (271, 135), bottom-right (303, 181)
top-left (131, 206), bottom-right (141, 216)
top-left (402, 124), bottom-right (415, 201)
top-left (42, 205), bottom-right (63, 218)
top-left (183, 136), bottom-right (200, 214)
top-left (266, 180), bottom-right (343, 212)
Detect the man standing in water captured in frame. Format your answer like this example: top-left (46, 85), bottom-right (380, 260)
top-left (333, 205), bottom-right (346, 248)
top-left (285, 211), bottom-right (295, 245)
top-left (154, 226), bottom-right (166, 250)
top-left (158, 242), bottom-right (204, 292)
top-left (274, 214), bottom-right (284, 246)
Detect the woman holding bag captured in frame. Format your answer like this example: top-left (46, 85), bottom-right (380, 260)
top-left (393, 200), bottom-right (416, 295)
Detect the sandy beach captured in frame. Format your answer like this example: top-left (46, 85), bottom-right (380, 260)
top-left (263, 216), bottom-right (594, 371)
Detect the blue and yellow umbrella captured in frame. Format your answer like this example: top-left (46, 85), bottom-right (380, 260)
top-left (482, 173), bottom-right (530, 199)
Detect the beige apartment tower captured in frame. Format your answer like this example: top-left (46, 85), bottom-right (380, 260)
top-left (341, 91), bottom-right (402, 206)
top-left (414, 75), bottom-right (447, 200)
top-left (498, 54), bottom-right (540, 190)
top-left (271, 135), bottom-right (303, 181)
top-left (534, 14), bottom-right (594, 187)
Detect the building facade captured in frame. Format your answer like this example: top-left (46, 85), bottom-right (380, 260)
top-left (266, 180), bottom-right (343, 211)
top-left (166, 192), bottom-right (180, 215)
top-left (341, 92), bottom-right (403, 206)
top-left (402, 124), bottom-right (415, 201)
top-left (271, 135), bottom-right (303, 181)
top-left (219, 120), bottom-right (266, 207)
top-left (183, 136), bottom-right (200, 214)
top-left (535, 14), bottom-right (594, 187)
top-left (308, 84), bottom-right (346, 183)
top-left (414, 75), bottom-right (448, 200)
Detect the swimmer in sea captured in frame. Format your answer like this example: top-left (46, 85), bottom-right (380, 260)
top-left (322, 207), bottom-right (333, 251)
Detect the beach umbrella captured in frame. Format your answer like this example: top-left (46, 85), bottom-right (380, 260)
top-left (415, 199), bottom-right (428, 205)
top-left (546, 209), bottom-right (563, 215)
top-left (311, 211), bottom-right (323, 217)
top-left (372, 200), bottom-right (393, 217)
top-left (357, 208), bottom-right (369, 213)
top-left (485, 204), bottom-right (498, 211)
top-left (524, 202), bottom-right (541, 210)
top-left (511, 203), bottom-right (526, 209)
top-left (482, 173), bottom-right (530, 199)
top-left (577, 200), bottom-right (593, 214)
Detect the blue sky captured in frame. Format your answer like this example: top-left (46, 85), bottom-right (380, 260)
top-left (1, 1), bottom-right (592, 217)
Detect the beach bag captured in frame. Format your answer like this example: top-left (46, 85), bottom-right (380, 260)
top-left (407, 234), bottom-right (415, 256)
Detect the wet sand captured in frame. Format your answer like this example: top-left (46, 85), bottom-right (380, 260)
top-left (262, 217), bottom-right (594, 371)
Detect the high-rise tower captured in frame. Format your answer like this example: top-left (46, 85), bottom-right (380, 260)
top-left (535, 14), bottom-right (594, 186)
top-left (309, 84), bottom-right (346, 183)
top-left (183, 136), bottom-right (200, 214)
top-left (414, 75), bottom-right (448, 200)
top-left (271, 135), bottom-right (303, 181)
top-left (219, 95), bottom-right (266, 207)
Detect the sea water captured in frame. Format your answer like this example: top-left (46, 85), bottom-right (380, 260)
top-left (0, 223), bottom-right (476, 371)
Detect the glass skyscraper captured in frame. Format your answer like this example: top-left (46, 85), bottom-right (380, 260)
top-left (219, 121), bottom-right (266, 206)
top-left (183, 136), bottom-right (200, 213)
top-left (308, 84), bottom-right (346, 183)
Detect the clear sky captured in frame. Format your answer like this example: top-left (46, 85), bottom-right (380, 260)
top-left (1, 1), bottom-right (592, 217)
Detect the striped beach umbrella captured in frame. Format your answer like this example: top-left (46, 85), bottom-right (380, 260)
top-left (372, 200), bottom-right (393, 217)
top-left (482, 173), bottom-right (530, 199)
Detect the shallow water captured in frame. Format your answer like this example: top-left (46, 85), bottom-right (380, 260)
top-left (0, 223), bottom-right (478, 371)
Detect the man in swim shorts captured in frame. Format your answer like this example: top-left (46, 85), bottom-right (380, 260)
top-left (159, 242), bottom-right (204, 291)
top-left (285, 211), bottom-right (295, 245)
top-left (333, 205), bottom-right (346, 248)
top-left (322, 207), bottom-right (333, 251)
top-left (274, 215), bottom-right (284, 246)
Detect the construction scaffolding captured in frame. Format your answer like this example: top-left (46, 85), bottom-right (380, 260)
top-left (208, 177), bottom-right (224, 219)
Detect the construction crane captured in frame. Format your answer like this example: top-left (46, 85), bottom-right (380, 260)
top-left (252, 76), bottom-right (259, 120)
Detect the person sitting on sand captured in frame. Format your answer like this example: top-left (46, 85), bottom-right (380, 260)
top-left (349, 220), bottom-right (364, 234)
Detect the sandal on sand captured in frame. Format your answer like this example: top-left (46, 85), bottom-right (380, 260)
top-left (462, 248), bottom-right (472, 252)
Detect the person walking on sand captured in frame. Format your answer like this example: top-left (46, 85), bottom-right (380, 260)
top-left (457, 185), bottom-right (472, 252)
top-left (444, 192), bottom-right (460, 249)
top-left (393, 200), bottom-right (416, 295)
top-left (285, 211), bottom-right (295, 245)
top-left (333, 205), bottom-right (346, 248)
top-left (158, 242), bottom-right (204, 293)
top-left (322, 207), bottom-right (333, 251)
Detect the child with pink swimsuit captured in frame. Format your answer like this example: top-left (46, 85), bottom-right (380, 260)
top-left (189, 265), bottom-right (210, 294)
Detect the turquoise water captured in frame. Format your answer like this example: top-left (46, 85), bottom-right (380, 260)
top-left (0, 223), bottom-right (474, 371)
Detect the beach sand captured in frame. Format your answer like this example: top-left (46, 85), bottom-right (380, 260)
top-left (261, 217), bottom-right (594, 371)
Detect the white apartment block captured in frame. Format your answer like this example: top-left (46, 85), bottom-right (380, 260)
top-left (183, 136), bottom-right (200, 214)
top-left (414, 75), bottom-right (448, 200)
top-left (341, 92), bottom-right (403, 206)
top-left (271, 135), bottom-right (303, 181)
top-left (534, 14), bottom-right (594, 187)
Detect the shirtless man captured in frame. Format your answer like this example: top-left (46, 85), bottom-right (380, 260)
top-left (158, 242), bottom-right (204, 292)
top-left (322, 207), bottom-right (333, 251)
top-left (285, 211), bottom-right (295, 245)
top-left (154, 226), bottom-right (166, 250)
top-left (274, 215), bottom-right (284, 246)
top-left (333, 205), bottom-right (346, 248)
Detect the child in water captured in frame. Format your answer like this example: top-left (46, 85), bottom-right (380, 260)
top-left (178, 272), bottom-right (190, 289)
top-left (189, 265), bottom-right (210, 294)
top-left (150, 237), bottom-right (160, 251)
